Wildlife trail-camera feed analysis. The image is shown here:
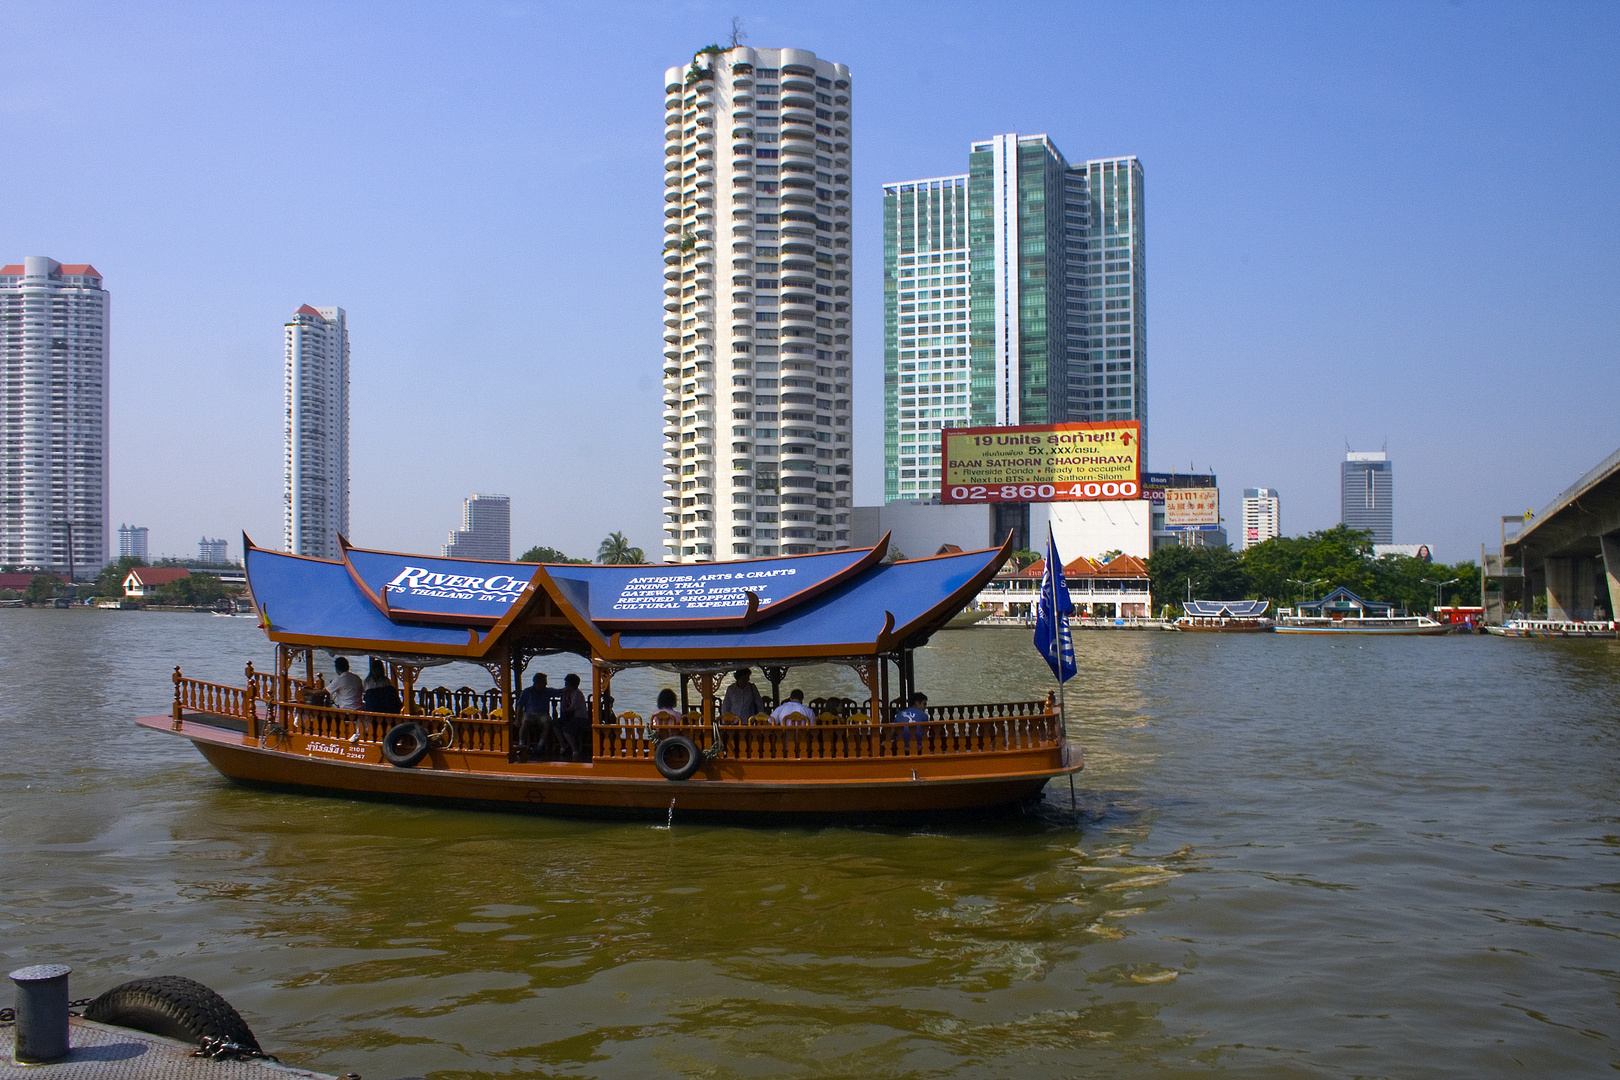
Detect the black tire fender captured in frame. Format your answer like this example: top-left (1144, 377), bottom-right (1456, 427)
top-left (381, 722), bottom-right (432, 768)
top-left (654, 734), bottom-right (703, 781)
top-left (83, 975), bottom-right (260, 1051)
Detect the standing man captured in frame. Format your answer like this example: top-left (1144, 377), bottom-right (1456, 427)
top-left (721, 667), bottom-right (766, 720)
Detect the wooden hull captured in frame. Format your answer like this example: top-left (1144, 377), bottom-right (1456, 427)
top-left (137, 715), bottom-right (1078, 817)
top-left (1173, 620), bottom-right (1273, 633)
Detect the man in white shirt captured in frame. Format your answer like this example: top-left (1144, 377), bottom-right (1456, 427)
top-left (770, 688), bottom-right (814, 726)
top-left (330, 656), bottom-right (364, 711)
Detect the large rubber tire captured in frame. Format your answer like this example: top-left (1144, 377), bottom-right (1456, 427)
top-left (654, 735), bottom-right (702, 781)
top-left (382, 721), bottom-right (432, 768)
top-left (83, 976), bottom-right (260, 1051)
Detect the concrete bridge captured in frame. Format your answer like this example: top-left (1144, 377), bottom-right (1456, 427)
top-left (1505, 446), bottom-right (1620, 620)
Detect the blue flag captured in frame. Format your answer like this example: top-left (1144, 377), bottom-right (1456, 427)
top-left (1033, 526), bottom-right (1077, 683)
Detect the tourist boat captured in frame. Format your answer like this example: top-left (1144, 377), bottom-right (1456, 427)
top-left (1173, 599), bottom-right (1274, 632)
top-left (1274, 588), bottom-right (1447, 636)
top-left (1486, 618), bottom-right (1619, 638)
top-left (943, 607), bottom-right (990, 630)
top-left (135, 534), bottom-right (1079, 817)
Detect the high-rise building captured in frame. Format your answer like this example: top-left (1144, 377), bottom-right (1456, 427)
top-left (118, 524), bottom-right (149, 560)
top-left (443, 494), bottom-right (510, 561)
top-left (283, 305), bottom-right (349, 559)
top-left (1241, 488), bottom-right (1281, 549)
top-left (198, 537), bottom-right (229, 564)
top-left (883, 139), bottom-right (1144, 502)
top-left (660, 46), bottom-right (853, 563)
top-left (1341, 451), bottom-right (1392, 544)
top-left (0, 258), bottom-right (110, 576)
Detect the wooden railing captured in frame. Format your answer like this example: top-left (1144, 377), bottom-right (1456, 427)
top-left (271, 700), bottom-right (511, 756)
top-left (172, 673), bottom-right (256, 726)
top-left (175, 669), bottom-right (1056, 766)
top-left (595, 709), bottom-right (1061, 763)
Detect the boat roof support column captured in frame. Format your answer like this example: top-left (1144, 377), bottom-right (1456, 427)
top-left (851, 659), bottom-right (881, 724)
top-left (761, 665), bottom-right (787, 708)
top-left (500, 649), bottom-right (514, 762)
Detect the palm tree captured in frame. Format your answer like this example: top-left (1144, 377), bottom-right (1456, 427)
top-left (597, 532), bottom-right (645, 565)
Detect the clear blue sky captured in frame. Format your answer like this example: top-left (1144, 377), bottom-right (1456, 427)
top-left (3, 1), bottom-right (1615, 563)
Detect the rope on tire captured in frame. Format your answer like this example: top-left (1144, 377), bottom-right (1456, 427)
top-left (193, 1035), bottom-right (279, 1062)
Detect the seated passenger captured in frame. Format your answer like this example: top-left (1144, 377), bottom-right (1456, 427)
top-left (516, 672), bottom-right (557, 758)
top-left (330, 656), bottom-right (364, 711)
top-left (650, 688), bottom-right (682, 726)
top-left (361, 659), bottom-right (403, 714)
top-left (895, 692), bottom-right (930, 749)
top-left (770, 688), bottom-right (813, 726)
top-left (720, 668), bottom-right (765, 723)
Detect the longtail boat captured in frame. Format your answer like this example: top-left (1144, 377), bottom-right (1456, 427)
top-left (135, 533), bottom-right (1080, 817)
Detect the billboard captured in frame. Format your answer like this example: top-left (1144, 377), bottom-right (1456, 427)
top-left (1163, 488), bottom-right (1220, 531)
top-left (941, 421), bottom-right (1140, 504)
top-left (1141, 472), bottom-right (1217, 505)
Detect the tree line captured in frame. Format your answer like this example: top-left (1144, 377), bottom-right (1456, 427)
top-left (1146, 526), bottom-right (1481, 615)
top-left (520, 532), bottom-right (645, 566)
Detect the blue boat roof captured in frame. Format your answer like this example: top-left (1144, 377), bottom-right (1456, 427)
top-left (244, 533), bottom-right (1011, 664)
top-left (1184, 599), bottom-right (1271, 618)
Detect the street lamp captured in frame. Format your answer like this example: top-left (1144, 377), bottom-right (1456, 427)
top-left (1421, 577), bottom-right (1461, 612)
top-left (1287, 577), bottom-right (1329, 603)
top-left (1186, 577), bottom-right (1200, 603)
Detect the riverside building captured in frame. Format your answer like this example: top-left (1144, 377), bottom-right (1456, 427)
top-left (118, 523), bottom-right (149, 560)
top-left (660, 46), bottom-right (854, 563)
top-left (1241, 487), bottom-right (1281, 549)
top-left (443, 493), bottom-right (511, 561)
top-left (1341, 451), bottom-right (1392, 545)
top-left (283, 305), bottom-right (349, 559)
top-left (0, 257), bottom-right (110, 575)
top-left (883, 140), bottom-right (1144, 503)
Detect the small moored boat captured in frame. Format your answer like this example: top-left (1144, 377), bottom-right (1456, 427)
top-left (1174, 599), bottom-right (1274, 632)
top-left (135, 534), bottom-right (1080, 817)
top-left (1486, 618), bottom-right (1619, 638)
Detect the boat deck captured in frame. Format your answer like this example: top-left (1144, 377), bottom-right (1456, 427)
top-left (0, 1018), bottom-right (335, 1080)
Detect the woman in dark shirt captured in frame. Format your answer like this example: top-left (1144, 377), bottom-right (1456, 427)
top-left (361, 658), bottom-right (403, 714)
top-left (558, 672), bottom-right (590, 761)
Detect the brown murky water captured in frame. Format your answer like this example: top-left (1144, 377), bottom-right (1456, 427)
top-left (2, 610), bottom-right (1616, 1077)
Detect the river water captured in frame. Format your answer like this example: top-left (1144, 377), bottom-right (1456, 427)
top-left (1, 609), bottom-right (1616, 1078)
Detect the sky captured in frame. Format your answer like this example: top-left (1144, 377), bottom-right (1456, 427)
top-left (2, 0), bottom-right (1616, 565)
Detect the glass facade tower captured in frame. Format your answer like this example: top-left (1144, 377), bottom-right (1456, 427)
top-left (1341, 451), bottom-right (1393, 545)
top-left (660, 47), bottom-right (854, 563)
top-left (883, 136), bottom-right (1144, 502)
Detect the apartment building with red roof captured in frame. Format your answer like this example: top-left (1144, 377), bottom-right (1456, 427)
top-left (0, 257), bottom-right (110, 575)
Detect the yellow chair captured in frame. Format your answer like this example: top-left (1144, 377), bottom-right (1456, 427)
top-left (432, 706), bottom-right (454, 717)
top-left (847, 713), bottom-right (871, 725)
top-left (815, 712), bottom-right (842, 726)
top-left (487, 707), bottom-right (504, 721)
top-left (720, 712), bottom-right (741, 725)
top-left (748, 713), bottom-right (774, 726)
top-left (459, 706), bottom-right (484, 719)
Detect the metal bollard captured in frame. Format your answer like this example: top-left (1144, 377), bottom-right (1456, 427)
top-left (9, 964), bottom-right (72, 1063)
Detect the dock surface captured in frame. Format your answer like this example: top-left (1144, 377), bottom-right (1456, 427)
top-left (1, 1017), bottom-right (337, 1080)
